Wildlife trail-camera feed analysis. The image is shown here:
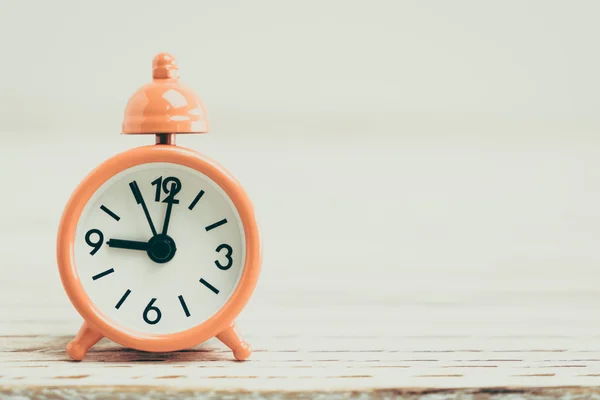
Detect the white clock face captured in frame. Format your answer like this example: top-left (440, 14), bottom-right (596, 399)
top-left (74, 162), bottom-right (245, 335)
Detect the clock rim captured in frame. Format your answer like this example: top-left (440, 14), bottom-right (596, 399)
top-left (57, 145), bottom-right (261, 352)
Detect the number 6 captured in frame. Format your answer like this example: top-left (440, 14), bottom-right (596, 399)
top-left (143, 298), bottom-right (162, 325)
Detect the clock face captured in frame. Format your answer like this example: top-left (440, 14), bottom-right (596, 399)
top-left (74, 162), bottom-right (246, 335)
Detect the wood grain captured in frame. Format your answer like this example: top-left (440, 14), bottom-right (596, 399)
top-left (4, 137), bottom-right (600, 397)
top-left (4, 276), bottom-right (600, 397)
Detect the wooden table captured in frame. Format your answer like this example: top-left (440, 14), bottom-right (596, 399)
top-left (3, 135), bottom-right (600, 398)
top-left (4, 268), bottom-right (600, 398)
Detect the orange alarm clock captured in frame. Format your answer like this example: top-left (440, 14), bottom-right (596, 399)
top-left (56, 53), bottom-right (261, 361)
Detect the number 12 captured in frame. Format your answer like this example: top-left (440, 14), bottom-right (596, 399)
top-left (151, 176), bottom-right (182, 203)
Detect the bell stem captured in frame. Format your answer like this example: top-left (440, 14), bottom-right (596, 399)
top-left (155, 133), bottom-right (176, 145)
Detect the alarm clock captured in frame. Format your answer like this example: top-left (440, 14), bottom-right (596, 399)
top-left (56, 53), bottom-right (261, 361)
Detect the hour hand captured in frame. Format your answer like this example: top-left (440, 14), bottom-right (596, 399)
top-left (106, 239), bottom-right (149, 251)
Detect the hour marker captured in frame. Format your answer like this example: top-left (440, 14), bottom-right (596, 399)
top-left (178, 295), bottom-right (191, 317)
top-left (100, 205), bottom-right (120, 221)
top-left (115, 289), bottom-right (131, 309)
top-left (205, 218), bottom-right (228, 232)
top-left (188, 190), bottom-right (205, 210)
top-left (200, 278), bottom-right (219, 294)
top-left (92, 268), bottom-right (114, 280)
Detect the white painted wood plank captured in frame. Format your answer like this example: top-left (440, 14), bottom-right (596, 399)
top-left (3, 136), bottom-right (600, 397)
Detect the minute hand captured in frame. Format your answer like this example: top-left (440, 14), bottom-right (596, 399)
top-left (161, 180), bottom-right (180, 235)
top-left (162, 199), bottom-right (174, 235)
top-left (107, 239), bottom-right (149, 251)
top-left (129, 180), bottom-right (158, 236)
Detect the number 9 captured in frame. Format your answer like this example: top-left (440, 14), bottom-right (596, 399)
top-left (85, 229), bottom-right (104, 255)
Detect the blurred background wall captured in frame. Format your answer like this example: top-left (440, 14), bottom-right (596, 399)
top-left (1, 0), bottom-right (600, 335)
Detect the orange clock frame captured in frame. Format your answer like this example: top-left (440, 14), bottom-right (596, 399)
top-left (57, 145), bottom-right (261, 361)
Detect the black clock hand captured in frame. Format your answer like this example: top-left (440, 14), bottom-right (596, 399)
top-left (129, 180), bottom-right (158, 236)
top-left (161, 182), bottom-right (179, 235)
top-left (162, 199), bottom-right (174, 235)
top-left (106, 238), bottom-right (149, 251)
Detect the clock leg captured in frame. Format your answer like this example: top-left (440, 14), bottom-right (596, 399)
top-left (216, 322), bottom-right (252, 361)
top-left (66, 322), bottom-right (103, 361)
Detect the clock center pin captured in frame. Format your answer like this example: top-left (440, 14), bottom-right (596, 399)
top-left (147, 234), bottom-right (177, 264)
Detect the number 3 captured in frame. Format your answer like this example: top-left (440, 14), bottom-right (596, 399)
top-left (215, 244), bottom-right (233, 270)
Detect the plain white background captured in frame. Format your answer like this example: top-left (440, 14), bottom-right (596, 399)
top-left (1, 0), bottom-right (600, 336)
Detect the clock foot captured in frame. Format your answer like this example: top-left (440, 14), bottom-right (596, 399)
top-left (66, 322), bottom-right (103, 361)
top-left (216, 322), bottom-right (252, 361)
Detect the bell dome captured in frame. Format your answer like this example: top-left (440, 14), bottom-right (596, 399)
top-left (122, 53), bottom-right (209, 134)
